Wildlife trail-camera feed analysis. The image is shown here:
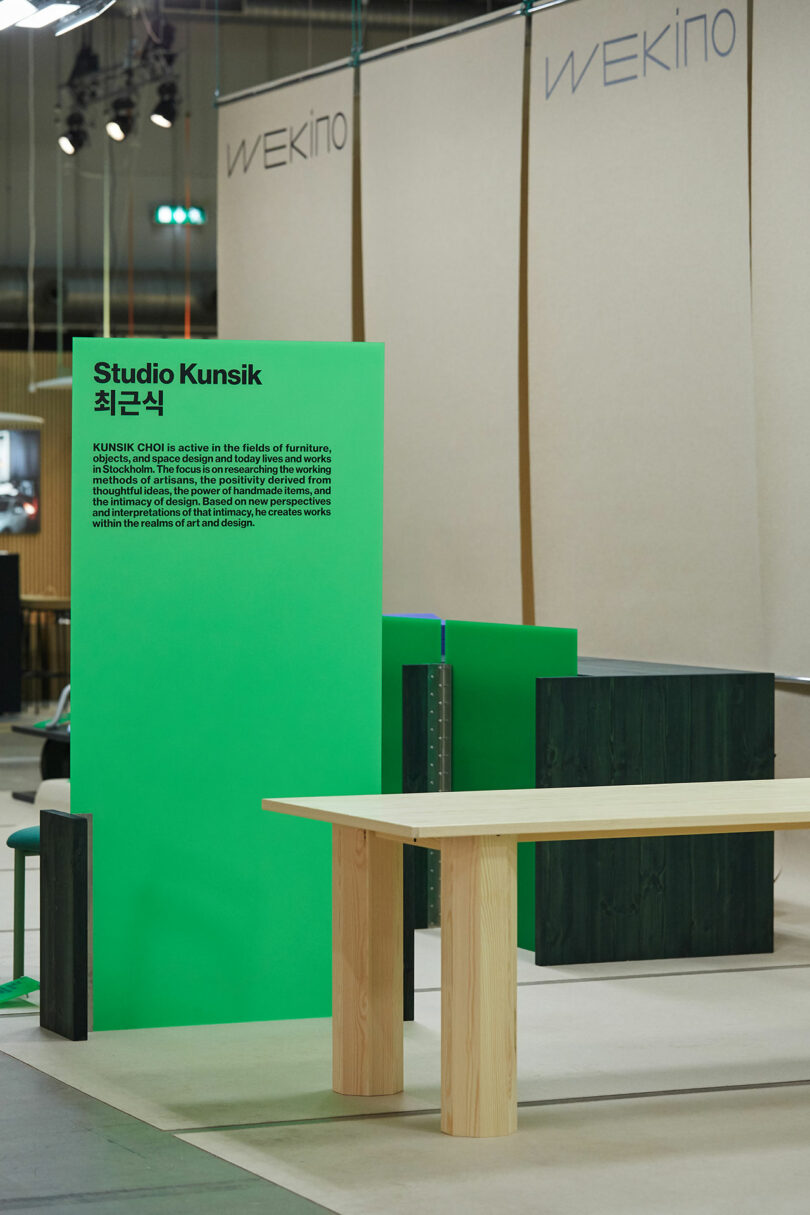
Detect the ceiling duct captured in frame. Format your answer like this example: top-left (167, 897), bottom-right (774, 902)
top-left (241, 1), bottom-right (478, 27)
top-left (0, 268), bottom-right (216, 334)
top-left (160, 0), bottom-right (487, 28)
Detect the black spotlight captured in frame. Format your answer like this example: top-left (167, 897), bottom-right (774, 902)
top-left (106, 96), bottom-right (135, 142)
top-left (58, 111), bottom-right (88, 156)
top-left (150, 80), bottom-right (177, 130)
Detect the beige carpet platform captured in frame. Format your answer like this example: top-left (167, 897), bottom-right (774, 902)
top-left (177, 1085), bottom-right (810, 1215)
top-left (0, 825), bottom-right (809, 1212)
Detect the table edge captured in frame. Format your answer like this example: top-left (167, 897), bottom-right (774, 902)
top-left (262, 798), bottom-right (810, 842)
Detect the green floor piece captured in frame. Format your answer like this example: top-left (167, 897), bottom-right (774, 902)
top-left (444, 620), bottom-right (577, 951)
top-left (0, 977), bottom-right (40, 1004)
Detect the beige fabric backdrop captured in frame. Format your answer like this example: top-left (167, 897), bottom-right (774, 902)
top-left (361, 16), bottom-right (525, 622)
top-left (217, 69), bottom-right (354, 340)
top-left (527, 0), bottom-right (764, 668)
top-left (752, 0), bottom-right (810, 775)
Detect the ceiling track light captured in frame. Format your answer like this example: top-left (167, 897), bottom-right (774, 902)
top-left (0, 0), bottom-right (36, 30)
top-left (54, 0), bottom-right (115, 35)
top-left (16, 0), bottom-right (77, 27)
top-left (150, 79), bottom-right (178, 130)
top-left (58, 110), bottom-right (88, 156)
top-left (106, 95), bottom-right (134, 142)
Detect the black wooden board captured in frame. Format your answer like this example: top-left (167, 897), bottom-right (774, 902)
top-left (0, 555), bottom-right (22, 714)
top-left (40, 809), bottom-right (89, 1040)
top-left (402, 843), bottom-right (415, 1023)
top-left (535, 670), bottom-right (775, 965)
top-left (401, 663), bottom-right (449, 1019)
top-left (401, 664), bottom-right (432, 1021)
top-left (402, 664), bottom-right (433, 932)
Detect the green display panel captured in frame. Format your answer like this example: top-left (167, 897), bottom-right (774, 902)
top-left (72, 338), bottom-right (384, 1030)
top-left (445, 620), bottom-right (577, 950)
top-left (381, 616), bottom-right (442, 793)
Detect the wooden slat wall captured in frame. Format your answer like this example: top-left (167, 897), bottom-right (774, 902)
top-left (535, 670), bottom-right (775, 965)
top-left (0, 351), bottom-right (71, 598)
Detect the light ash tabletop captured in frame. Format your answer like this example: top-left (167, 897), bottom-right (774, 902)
top-left (263, 778), bottom-right (810, 843)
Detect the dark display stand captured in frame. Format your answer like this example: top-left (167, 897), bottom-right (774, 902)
top-left (0, 554), bottom-right (22, 714)
top-left (40, 809), bottom-right (90, 1041)
top-left (535, 660), bottom-right (775, 965)
top-left (10, 722), bottom-right (70, 804)
top-left (402, 663), bottom-right (451, 1020)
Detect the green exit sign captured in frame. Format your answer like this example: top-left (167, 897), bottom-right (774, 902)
top-left (154, 205), bottom-right (207, 226)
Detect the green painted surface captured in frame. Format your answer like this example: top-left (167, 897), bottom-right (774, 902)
top-left (444, 620), bottom-right (577, 950)
top-left (536, 672), bottom-right (775, 963)
top-left (72, 338), bottom-right (384, 1030)
top-left (0, 977), bottom-right (39, 1004)
top-left (381, 617), bottom-right (442, 794)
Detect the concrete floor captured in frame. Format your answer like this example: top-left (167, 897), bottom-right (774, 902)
top-left (0, 716), bottom-right (331, 1214)
top-left (0, 1053), bottom-right (331, 1214)
top-left (0, 705), bottom-right (42, 794)
top-left (3, 716), bottom-right (810, 1214)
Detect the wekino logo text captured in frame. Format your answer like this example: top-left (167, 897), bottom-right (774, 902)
top-left (545, 6), bottom-right (737, 99)
top-left (226, 110), bottom-right (348, 177)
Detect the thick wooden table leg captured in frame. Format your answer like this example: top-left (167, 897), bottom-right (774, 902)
top-left (441, 835), bottom-right (517, 1136)
top-left (332, 825), bottom-right (403, 1096)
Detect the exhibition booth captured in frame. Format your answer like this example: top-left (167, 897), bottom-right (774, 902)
top-left (3, 0), bottom-right (810, 1209)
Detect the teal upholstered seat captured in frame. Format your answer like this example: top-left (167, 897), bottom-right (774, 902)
top-left (6, 826), bottom-right (41, 979)
top-left (7, 826), bottom-right (40, 856)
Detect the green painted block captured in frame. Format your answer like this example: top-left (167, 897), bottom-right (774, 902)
top-left (381, 617), bottom-right (442, 794)
top-left (0, 977), bottom-right (40, 1004)
top-left (444, 620), bottom-right (577, 950)
top-left (72, 338), bottom-right (384, 1030)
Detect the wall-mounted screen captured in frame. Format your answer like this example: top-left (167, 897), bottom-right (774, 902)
top-left (0, 430), bottom-right (41, 535)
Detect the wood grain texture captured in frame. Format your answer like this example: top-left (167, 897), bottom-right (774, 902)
top-left (402, 662), bottom-right (446, 1019)
top-left (517, 19), bottom-right (535, 628)
top-left (536, 672), bottom-right (775, 964)
top-left (332, 825), bottom-right (403, 1097)
top-left (0, 351), bottom-right (72, 598)
top-left (0, 555), bottom-right (21, 711)
top-left (441, 835), bottom-right (517, 1137)
top-left (40, 809), bottom-right (88, 1041)
top-left (382, 620), bottom-right (442, 1021)
top-left (402, 663), bottom-right (435, 930)
top-left (264, 776), bottom-right (810, 840)
top-left (402, 842), bottom-right (415, 1022)
top-left (402, 662), bottom-right (448, 927)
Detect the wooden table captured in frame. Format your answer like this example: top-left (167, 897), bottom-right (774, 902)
top-left (263, 778), bottom-right (810, 1138)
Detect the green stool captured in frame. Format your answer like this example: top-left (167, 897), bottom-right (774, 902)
top-left (6, 827), bottom-right (40, 980)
